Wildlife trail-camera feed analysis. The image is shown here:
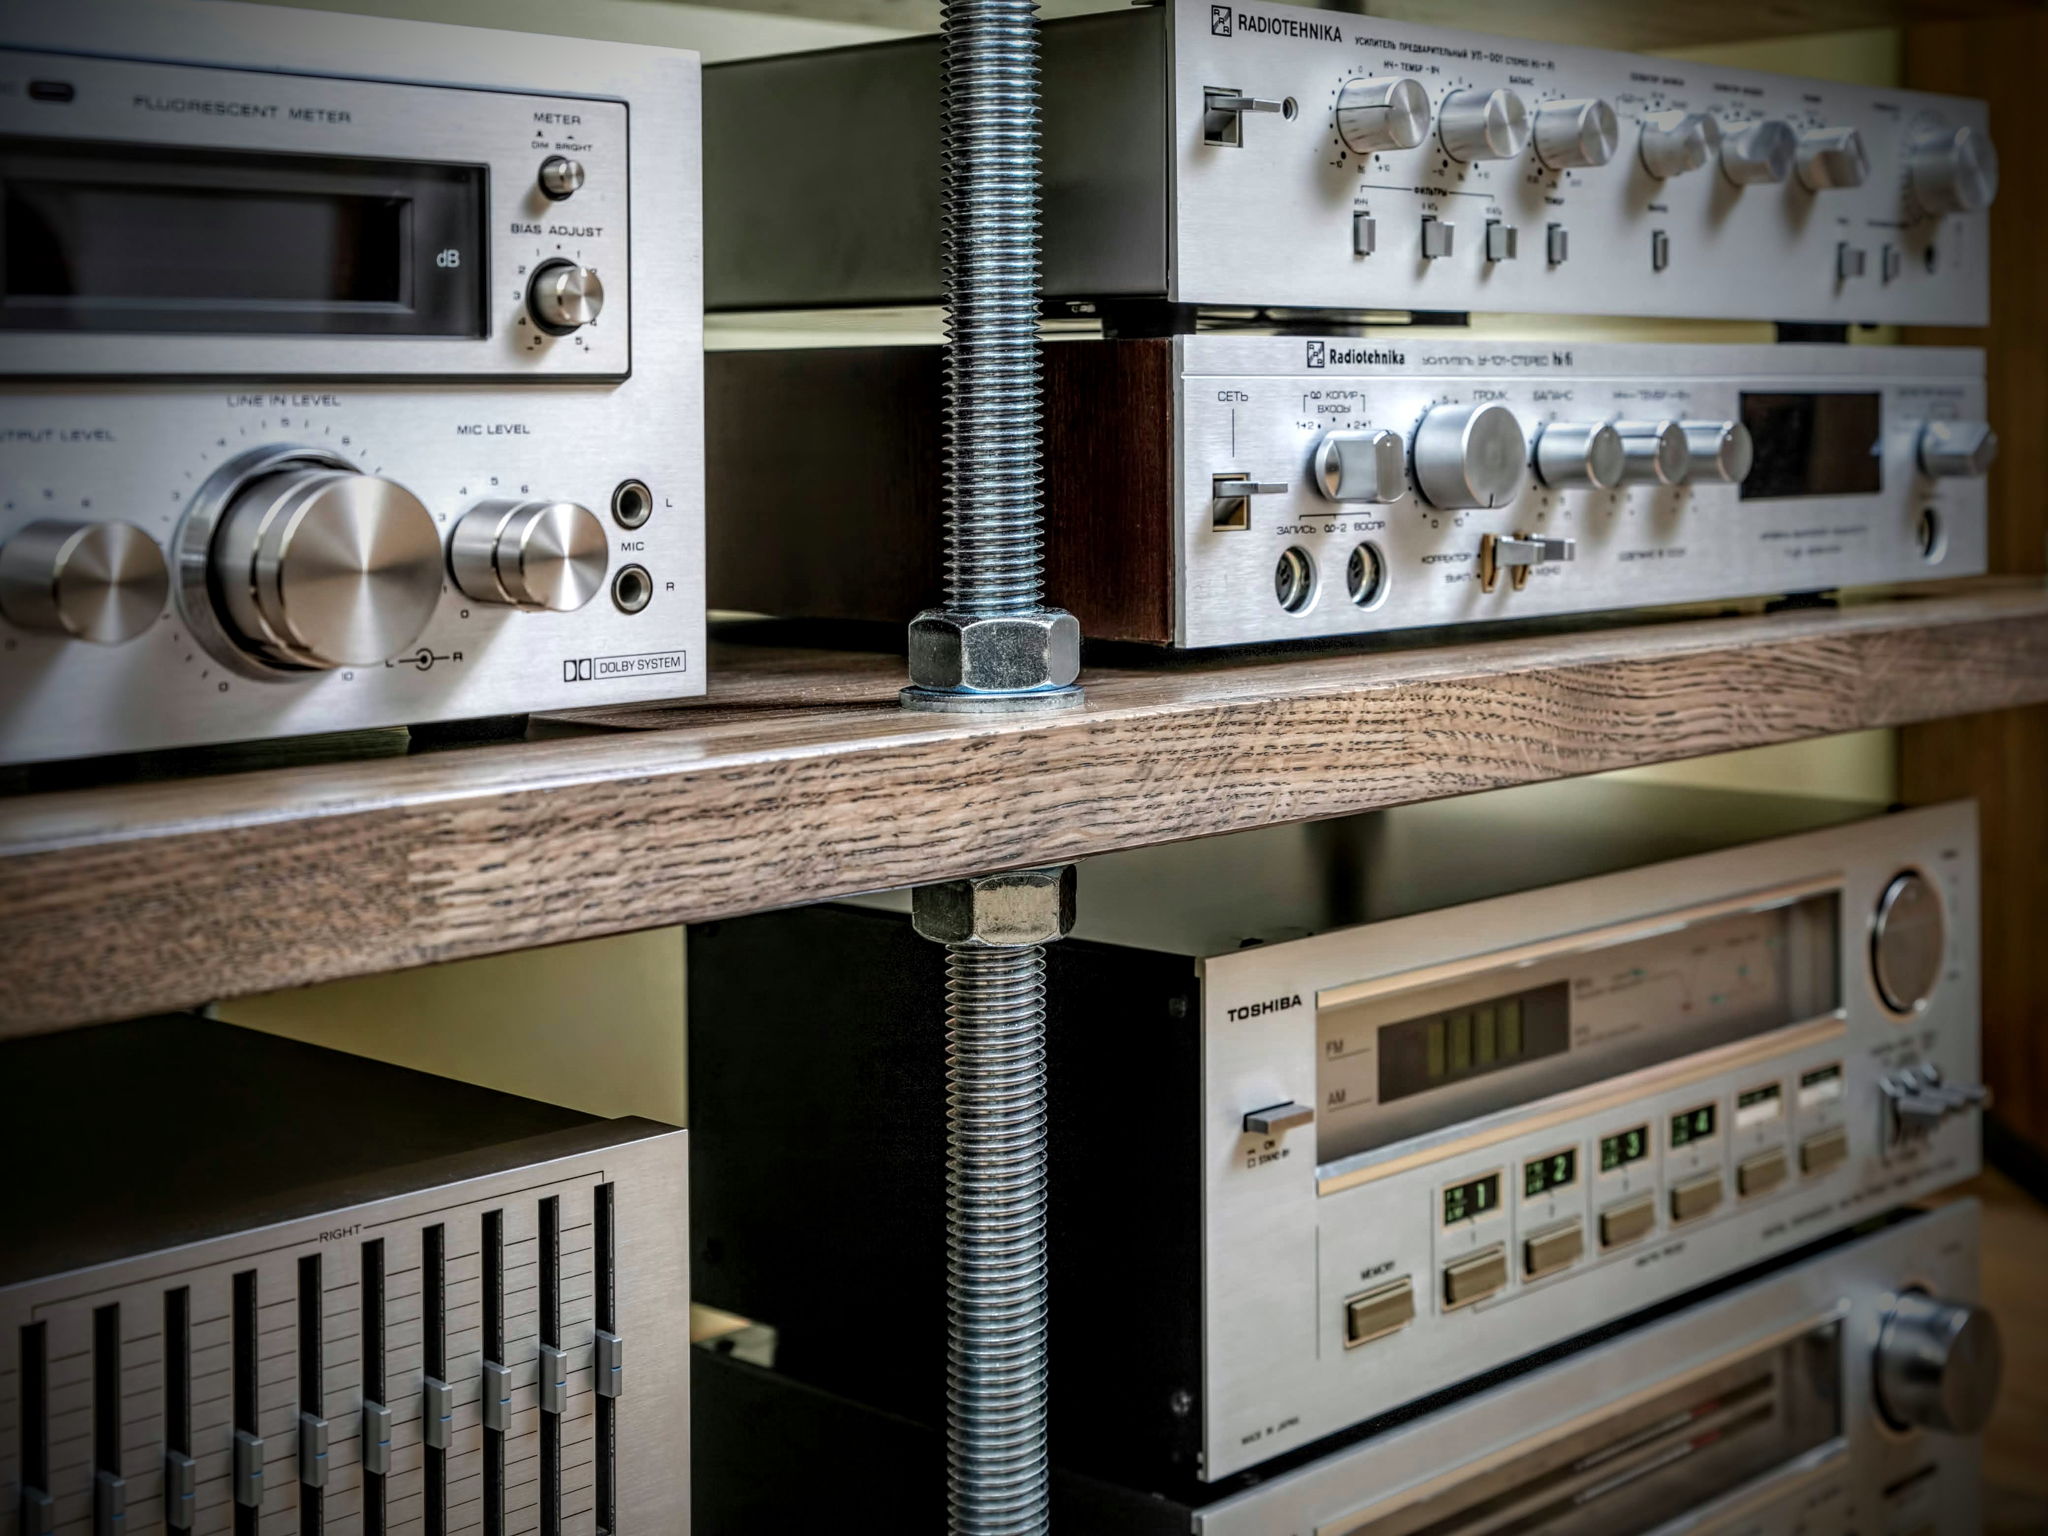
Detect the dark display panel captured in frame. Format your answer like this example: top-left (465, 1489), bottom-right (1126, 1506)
top-left (1442, 1172), bottom-right (1501, 1226)
top-left (1600, 1125), bottom-right (1650, 1172)
top-left (1671, 1103), bottom-right (1718, 1148)
top-left (1739, 392), bottom-right (1883, 500)
top-left (1524, 1147), bottom-right (1576, 1198)
top-left (1376, 981), bottom-right (1570, 1106)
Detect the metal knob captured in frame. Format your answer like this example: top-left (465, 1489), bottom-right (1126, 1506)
top-left (1413, 401), bottom-right (1527, 510)
top-left (1909, 124), bottom-right (1999, 215)
top-left (1720, 119), bottom-right (1796, 185)
top-left (0, 519), bottom-right (168, 644)
top-left (1534, 421), bottom-right (1626, 490)
top-left (1614, 421), bottom-right (1690, 487)
top-left (1335, 77), bottom-right (1430, 156)
top-left (1876, 1292), bottom-right (2003, 1436)
top-left (1313, 429), bottom-right (1406, 503)
top-left (1438, 87), bottom-right (1528, 163)
top-left (1919, 420), bottom-right (1998, 479)
top-left (208, 467), bottom-right (443, 669)
top-left (1795, 126), bottom-right (1869, 191)
top-left (1680, 420), bottom-right (1755, 484)
top-left (1532, 98), bottom-right (1618, 170)
top-left (527, 260), bottom-right (605, 335)
top-left (1639, 110), bottom-right (1721, 179)
top-left (450, 499), bottom-right (609, 612)
top-left (537, 155), bottom-right (586, 201)
top-left (1872, 870), bottom-right (1945, 1014)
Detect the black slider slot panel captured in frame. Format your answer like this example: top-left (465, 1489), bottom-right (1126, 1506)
top-left (163, 1289), bottom-right (194, 1532)
top-left (92, 1303), bottom-right (125, 1536)
top-left (361, 1240), bottom-right (388, 1536)
top-left (593, 1182), bottom-right (618, 1536)
top-left (297, 1254), bottom-right (327, 1532)
top-left (423, 1223), bottom-right (447, 1536)
top-left (538, 1196), bottom-right (562, 1536)
top-left (20, 1321), bottom-right (52, 1536)
top-left (231, 1270), bottom-right (262, 1536)
top-left (482, 1208), bottom-right (506, 1536)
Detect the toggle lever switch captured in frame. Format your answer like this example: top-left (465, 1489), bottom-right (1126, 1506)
top-left (1244, 1102), bottom-right (1315, 1136)
top-left (1212, 472), bottom-right (1289, 530)
top-left (1480, 532), bottom-right (1575, 593)
top-left (1205, 88), bottom-right (1283, 146)
top-left (1881, 1064), bottom-right (1989, 1152)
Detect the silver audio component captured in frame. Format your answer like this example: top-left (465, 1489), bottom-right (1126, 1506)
top-left (0, 0), bottom-right (706, 764)
top-left (704, 0), bottom-right (1996, 324)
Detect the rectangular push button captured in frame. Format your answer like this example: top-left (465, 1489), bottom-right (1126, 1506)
top-left (1599, 1193), bottom-right (1656, 1251)
top-left (1442, 1246), bottom-right (1507, 1310)
top-left (1738, 1148), bottom-right (1789, 1198)
top-left (1352, 213), bottom-right (1377, 256)
top-left (1484, 221), bottom-right (1517, 262)
top-left (1421, 216), bottom-right (1454, 260)
top-left (1651, 229), bottom-right (1671, 272)
top-left (1343, 1278), bottom-right (1414, 1347)
top-left (1546, 223), bottom-right (1568, 265)
top-left (1669, 1172), bottom-right (1723, 1225)
top-left (1523, 1221), bottom-right (1584, 1280)
top-left (1801, 1125), bottom-right (1851, 1177)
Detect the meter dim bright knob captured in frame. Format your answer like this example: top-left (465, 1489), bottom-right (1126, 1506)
top-left (450, 499), bottom-right (609, 611)
top-left (1876, 1292), bottom-right (2003, 1436)
top-left (1639, 110), bottom-right (1720, 179)
top-left (1909, 124), bottom-right (2000, 215)
top-left (1720, 119), bottom-right (1796, 185)
top-left (1438, 88), bottom-right (1528, 163)
top-left (1532, 98), bottom-right (1618, 170)
top-left (0, 519), bottom-right (168, 644)
top-left (527, 260), bottom-right (605, 335)
top-left (537, 155), bottom-right (586, 200)
top-left (1335, 77), bottom-right (1430, 155)
top-left (1413, 401), bottom-right (1527, 509)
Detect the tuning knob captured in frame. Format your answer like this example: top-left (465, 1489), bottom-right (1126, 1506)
top-left (1614, 421), bottom-right (1689, 486)
top-left (1720, 119), bottom-right (1796, 185)
top-left (1533, 98), bottom-right (1618, 170)
top-left (450, 499), bottom-right (609, 611)
top-left (1413, 401), bottom-right (1527, 510)
top-left (1909, 124), bottom-right (2000, 215)
top-left (1876, 1292), bottom-right (2003, 1436)
top-left (1313, 430), bottom-right (1407, 503)
top-left (1680, 421), bottom-right (1755, 484)
top-left (527, 260), bottom-right (605, 335)
top-left (1335, 77), bottom-right (1430, 155)
top-left (0, 519), bottom-right (168, 644)
top-left (1639, 110), bottom-right (1721, 179)
top-left (1795, 126), bottom-right (1869, 191)
top-left (1533, 421), bottom-right (1625, 490)
top-left (208, 466), bottom-right (443, 669)
top-left (1918, 420), bottom-right (1998, 479)
top-left (1438, 88), bottom-right (1528, 163)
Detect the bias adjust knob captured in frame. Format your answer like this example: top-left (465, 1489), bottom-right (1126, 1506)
top-left (1909, 124), bottom-right (2000, 215)
top-left (1876, 1292), bottom-right (2003, 1436)
top-left (0, 519), bottom-right (168, 644)
top-left (1413, 401), bottom-right (1527, 509)
top-left (1720, 119), bottom-right (1796, 185)
top-left (1614, 421), bottom-right (1689, 486)
top-left (1335, 77), bottom-right (1430, 155)
top-left (1532, 98), bottom-right (1618, 170)
top-left (527, 260), bottom-right (605, 335)
top-left (1680, 420), bottom-right (1755, 484)
top-left (1795, 126), bottom-right (1869, 191)
top-left (1313, 430), bottom-right (1406, 503)
top-left (1639, 110), bottom-right (1720, 179)
top-left (451, 499), bottom-right (609, 611)
top-left (1438, 88), bottom-right (1528, 163)
top-left (1919, 420), bottom-right (1998, 479)
top-left (1533, 421), bottom-right (1625, 490)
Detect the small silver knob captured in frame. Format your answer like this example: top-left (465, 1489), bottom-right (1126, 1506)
top-left (450, 499), bottom-right (609, 612)
top-left (1872, 870), bottom-right (1945, 1014)
top-left (1680, 420), bottom-right (1755, 484)
top-left (1335, 77), bottom-right (1430, 155)
top-left (1720, 119), bottom-right (1796, 185)
top-left (527, 260), bottom-right (605, 335)
top-left (1313, 429), bottom-right (1406, 503)
top-left (1919, 420), bottom-right (1998, 479)
top-left (537, 155), bottom-right (586, 201)
top-left (1614, 421), bottom-right (1690, 486)
top-left (1532, 98), bottom-right (1618, 170)
top-left (1639, 110), bottom-right (1721, 179)
top-left (1795, 126), bottom-right (1869, 191)
top-left (1413, 401), bottom-right (1527, 510)
top-left (1909, 124), bottom-right (1999, 215)
top-left (1876, 1292), bottom-right (2003, 1436)
top-left (1438, 87), bottom-right (1528, 163)
top-left (0, 519), bottom-right (168, 644)
top-left (1534, 421), bottom-right (1625, 490)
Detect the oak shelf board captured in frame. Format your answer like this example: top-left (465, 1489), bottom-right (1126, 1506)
top-left (6, 580), bottom-right (2048, 1036)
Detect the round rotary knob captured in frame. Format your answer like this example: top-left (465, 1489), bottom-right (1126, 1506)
top-left (1413, 401), bottom-right (1527, 510)
top-left (527, 260), bottom-right (606, 335)
top-left (1639, 110), bottom-right (1721, 180)
top-left (1335, 77), bottom-right (1430, 155)
top-left (1876, 1291), bottom-right (2002, 1436)
top-left (1795, 126), bottom-right (1869, 191)
top-left (537, 155), bottom-right (586, 200)
top-left (1720, 119), bottom-right (1796, 185)
top-left (1680, 420), bottom-right (1755, 484)
top-left (1438, 87), bottom-right (1528, 163)
top-left (1534, 421), bottom-right (1625, 491)
top-left (450, 499), bottom-right (609, 611)
top-left (0, 519), bottom-right (168, 644)
top-left (1919, 420), bottom-right (1998, 479)
top-left (1533, 98), bottom-right (1618, 170)
top-left (1909, 124), bottom-right (1999, 215)
top-left (1872, 870), bottom-right (1945, 1014)
top-left (208, 467), bottom-right (443, 670)
top-left (1614, 421), bottom-right (1690, 486)
top-left (1313, 429), bottom-right (1407, 504)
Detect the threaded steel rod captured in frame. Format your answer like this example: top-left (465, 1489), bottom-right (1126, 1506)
top-left (944, 944), bottom-right (1051, 1535)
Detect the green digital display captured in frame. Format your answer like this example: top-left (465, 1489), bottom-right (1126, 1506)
top-left (1670, 1103), bottom-right (1718, 1148)
top-left (1523, 1148), bottom-right (1577, 1199)
top-left (1442, 1172), bottom-right (1501, 1226)
top-left (1600, 1125), bottom-right (1650, 1172)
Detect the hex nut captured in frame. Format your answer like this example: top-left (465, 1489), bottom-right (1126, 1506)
top-left (912, 866), bottom-right (1078, 948)
top-left (907, 608), bottom-right (1081, 694)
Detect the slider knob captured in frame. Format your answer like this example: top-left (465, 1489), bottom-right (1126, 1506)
top-left (1720, 119), bottom-right (1796, 185)
top-left (1639, 110), bottom-right (1721, 179)
top-left (1680, 420), bottom-right (1755, 484)
top-left (1532, 98), bottom-right (1619, 170)
top-left (1876, 1292), bottom-right (2003, 1436)
top-left (1413, 401), bottom-right (1527, 510)
top-left (1335, 77), bottom-right (1431, 155)
top-left (527, 260), bottom-right (606, 335)
top-left (1438, 88), bottom-right (1529, 163)
top-left (450, 499), bottom-right (609, 611)
top-left (1908, 124), bottom-right (2000, 215)
top-left (0, 519), bottom-right (168, 644)
top-left (1795, 126), bottom-right (1869, 191)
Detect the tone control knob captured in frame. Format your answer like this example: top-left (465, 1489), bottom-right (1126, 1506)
top-left (1413, 401), bottom-right (1527, 509)
top-left (208, 467), bottom-right (442, 670)
top-left (1795, 126), bottom-right (1869, 191)
top-left (1720, 119), bottom-right (1796, 185)
top-left (1680, 420), bottom-right (1755, 484)
top-left (1876, 1292), bottom-right (2003, 1436)
top-left (1532, 98), bottom-right (1619, 170)
top-left (1313, 429), bottom-right (1406, 503)
top-left (1919, 420), bottom-right (1998, 479)
top-left (1872, 870), bottom-right (1944, 1014)
top-left (1533, 421), bottom-right (1625, 490)
top-left (1909, 124), bottom-right (1999, 215)
top-left (1639, 109), bottom-right (1721, 179)
top-left (537, 155), bottom-right (586, 201)
top-left (0, 519), bottom-right (168, 644)
top-left (1438, 87), bottom-right (1529, 163)
top-left (1335, 77), bottom-right (1430, 155)
top-left (1614, 421), bottom-right (1689, 486)
top-left (527, 260), bottom-right (605, 335)
top-left (450, 499), bottom-right (609, 612)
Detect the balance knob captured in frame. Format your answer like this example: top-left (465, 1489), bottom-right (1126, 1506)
top-left (1438, 87), bottom-right (1528, 163)
top-left (1533, 421), bottom-right (1625, 490)
top-left (1876, 1292), bottom-right (2003, 1436)
top-left (209, 467), bottom-right (442, 669)
top-left (0, 519), bottom-right (168, 644)
top-left (1680, 420), bottom-right (1755, 484)
top-left (1909, 124), bottom-right (1999, 215)
top-left (1795, 126), bottom-right (1869, 191)
top-left (1639, 110), bottom-right (1721, 179)
top-left (1919, 420), bottom-right (1998, 479)
top-left (1614, 421), bottom-right (1689, 486)
top-left (1413, 401), bottom-right (1527, 509)
top-left (527, 260), bottom-right (605, 335)
top-left (450, 499), bottom-right (609, 611)
top-left (1533, 98), bottom-right (1618, 170)
top-left (1312, 429), bottom-right (1406, 503)
top-left (1335, 77), bottom-right (1430, 155)
top-left (1720, 119), bottom-right (1796, 185)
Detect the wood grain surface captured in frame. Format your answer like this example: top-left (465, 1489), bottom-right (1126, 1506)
top-left (6, 583), bottom-right (2048, 1036)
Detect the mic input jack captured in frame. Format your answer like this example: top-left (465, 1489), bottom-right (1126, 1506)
top-left (611, 479), bottom-right (654, 529)
top-left (611, 564), bottom-right (653, 614)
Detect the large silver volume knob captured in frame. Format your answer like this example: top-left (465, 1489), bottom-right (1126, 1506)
top-left (1533, 421), bottom-right (1625, 490)
top-left (1639, 110), bottom-right (1720, 179)
top-left (1438, 88), bottom-right (1528, 163)
top-left (1313, 430), bottom-right (1406, 503)
top-left (1872, 870), bottom-right (1945, 1014)
top-left (1909, 124), bottom-right (2000, 215)
top-left (1614, 421), bottom-right (1690, 486)
top-left (1720, 119), bottom-right (1797, 185)
top-left (1876, 1292), bottom-right (2003, 1436)
top-left (1795, 126), bottom-right (1869, 191)
top-left (0, 519), bottom-right (168, 644)
top-left (1680, 420), bottom-right (1755, 484)
top-left (209, 468), bottom-right (443, 669)
top-left (1335, 77), bottom-right (1430, 155)
top-left (1919, 420), bottom-right (1998, 479)
top-left (1532, 98), bottom-right (1618, 170)
top-left (1413, 401), bottom-right (1527, 509)
top-left (450, 499), bottom-right (609, 611)
top-left (527, 260), bottom-right (606, 334)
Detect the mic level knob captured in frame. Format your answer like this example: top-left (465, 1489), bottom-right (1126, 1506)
top-left (1438, 88), bottom-right (1528, 163)
top-left (0, 519), bottom-right (168, 644)
top-left (1639, 110), bottom-right (1721, 179)
top-left (527, 260), bottom-right (606, 335)
top-left (1532, 98), bottom-right (1618, 170)
top-left (1720, 119), bottom-right (1796, 185)
top-left (1335, 77), bottom-right (1430, 155)
top-left (1413, 401), bottom-right (1527, 510)
top-left (450, 499), bottom-right (610, 611)
top-left (1909, 124), bottom-right (2000, 215)
top-left (1876, 1292), bottom-right (2003, 1436)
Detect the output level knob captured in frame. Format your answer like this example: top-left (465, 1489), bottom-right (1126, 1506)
top-left (1639, 110), bottom-right (1721, 179)
top-left (1795, 126), bottom-right (1869, 191)
top-left (1438, 88), bottom-right (1528, 163)
top-left (1533, 421), bottom-right (1625, 490)
top-left (527, 260), bottom-right (606, 335)
top-left (1532, 98), bottom-right (1618, 170)
top-left (1720, 119), bottom-right (1796, 185)
top-left (1614, 421), bottom-right (1689, 486)
top-left (1413, 401), bottom-right (1527, 510)
top-left (1909, 124), bottom-right (1999, 215)
top-left (0, 519), bottom-right (168, 644)
top-left (1919, 420), bottom-right (1998, 479)
top-left (1876, 1292), bottom-right (2003, 1436)
top-left (1335, 77), bottom-right (1430, 155)
top-left (450, 499), bottom-right (609, 611)
top-left (1681, 420), bottom-right (1755, 484)
top-left (1313, 429), bottom-right (1407, 503)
